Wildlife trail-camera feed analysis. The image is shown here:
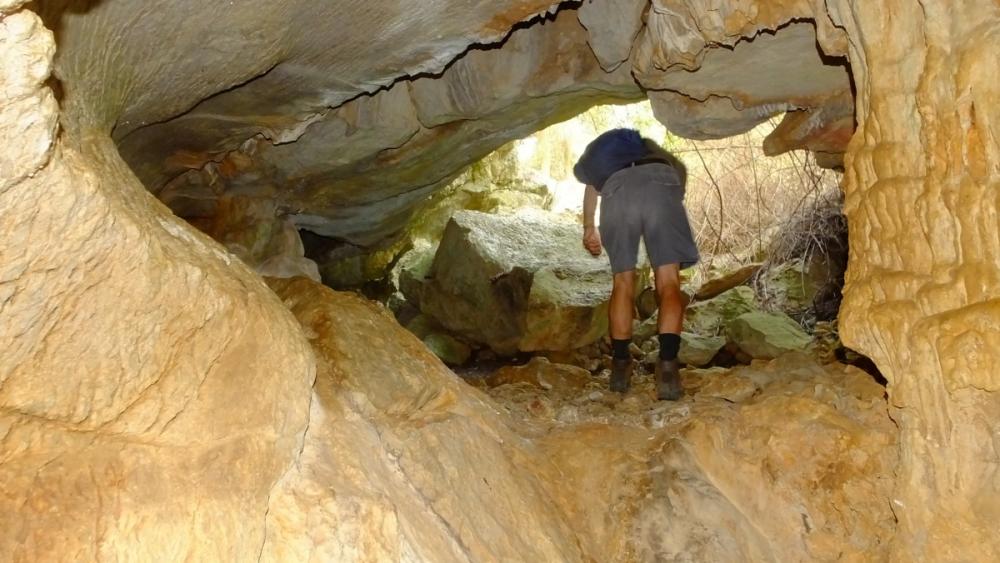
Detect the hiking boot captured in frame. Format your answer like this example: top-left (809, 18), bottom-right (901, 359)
top-left (656, 359), bottom-right (682, 401)
top-left (610, 358), bottom-right (633, 393)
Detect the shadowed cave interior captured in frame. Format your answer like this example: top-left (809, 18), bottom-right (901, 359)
top-left (2, 0), bottom-right (999, 561)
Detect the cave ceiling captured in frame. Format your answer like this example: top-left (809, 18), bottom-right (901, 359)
top-left (39, 0), bottom-right (855, 250)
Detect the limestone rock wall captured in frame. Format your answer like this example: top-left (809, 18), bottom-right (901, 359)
top-left (37, 0), bottom-right (856, 263)
top-left (5, 0), bottom-right (1000, 560)
top-left (150, 5), bottom-right (643, 251)
top-left (263, 278), bottom-right (897, 562)
top-left (261, 278), bottom-right (587, 561)
top-left (831, 0), bottom-right (1000, 559)
top-left (0, 3), bottom-right (315, 558)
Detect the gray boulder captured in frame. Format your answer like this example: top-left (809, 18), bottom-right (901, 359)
top-left (684, 286), bottom-right (759, 336)
top-left (726, 311), bottom-right (812, 360)
top-left (403, 210), bottom-right (637, 355)
top-left (679, 333), bottom-right (727, 367)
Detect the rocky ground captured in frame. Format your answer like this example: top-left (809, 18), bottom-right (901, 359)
top-left (356, 184), bottom-right (901, 558)
top-left (268, 278), bottom-right (898, 561)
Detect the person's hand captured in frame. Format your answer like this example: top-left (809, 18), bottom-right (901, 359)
top-left (582, 226), bottom-right (602, 256)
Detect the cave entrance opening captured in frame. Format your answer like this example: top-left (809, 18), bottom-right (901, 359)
top-left (302, 99), bottom-right (876, 383)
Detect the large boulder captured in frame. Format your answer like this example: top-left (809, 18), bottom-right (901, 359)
top-left (726, 311), bottom-right (812, 360)
top-left (404, 209), bottom-right (628, 355)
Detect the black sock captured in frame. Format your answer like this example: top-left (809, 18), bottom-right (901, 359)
top-left (612, 338), bottom-right (631, 360)
top-left (659, 333), bottom-right (681, 361)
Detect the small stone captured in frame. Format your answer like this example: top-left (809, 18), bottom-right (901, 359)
top-left (629, 342), bottom-right (644, 358)
top-left (405, 314), bottom-right (439, 339)
top-left (636, 287), bottom-right (658, 319)
top-left (633, 316), bottom-right (659, 343)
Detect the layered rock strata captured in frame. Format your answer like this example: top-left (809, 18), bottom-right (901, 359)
top-left (3, 0), bottom-right (999, 560)
top-left (37, 0), bottom-right (855, 264)
top-left (1, 3), bottom-right (316, 559)
top-left (116, 4), bottom-right (642, 252)
top-left (261, 278), bottom-right (586, 561)
top-left (832, 0), bottom-right (1000, 559)
top-left (262, 278), bottom-right (897, 561)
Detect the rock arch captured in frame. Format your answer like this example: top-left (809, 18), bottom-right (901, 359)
top-left (1, 0), bottom-right (997, 559)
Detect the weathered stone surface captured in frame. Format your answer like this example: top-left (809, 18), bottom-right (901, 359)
top-left (763, 92), bottom-right (855, 166)
top-left (403, 313), bottom-right (438, 340)
top-left (406, 210), bottom-right (619, 355)
top-left (262, 278), bottom-right (586, 561)
top-left (757, 257), bottom-right (830, 317)
top-left (315, 147), bottom-right (556, 289)
top-left (1, 160), bottom-right (315, 555)
top-left (7, 0), bottom-right (1000, 558)
top-left (831, 1), bottom-right (1000, 557)
top-left (577, 0), bottom-right (647, 71)
top-left (727, 311), bottom-right (812, 360)
top-left (690, 367), bottom-right (757, 402)
top-left (633, 356), bottom-right (896, 561)
top-left (487, 356), bottom-right (592, 393)
top-left (695, 262), bottom-right (763, 300)
top-left (634, 1), bottom-right (853, 151)
top-left (30, 0), bottom-right (855, 272)
top-left (485, 352), bottom-right (897, 561)
top-left (679, 332), bottom-right (727, 367)
top-left (0, 9), bottom-right (57, 192)
top-left (635, 286), bottom-right (658, 319)
top-left (684, 286), bottom-right (760, 336)
top-left (640, 22), bottom-right (849, 136)
top-left (423, 332), bottom-right (473, 366)
top-left (395, 241), bottom-right (438, 304)
top-left (194, 196), bottom-right (320, 282)
top-left (125, 5), bottom-right (640, 253)
top-left (0, 8), bottom-right (316, 560)
top-left (633, 315), bottom-right (659, 344)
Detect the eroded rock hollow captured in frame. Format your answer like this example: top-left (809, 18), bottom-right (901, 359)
top-left (1, 0), bottom-right (997, 560)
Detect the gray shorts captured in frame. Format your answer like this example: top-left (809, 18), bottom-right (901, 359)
top-left (599, 163), bottom-right (700, 274)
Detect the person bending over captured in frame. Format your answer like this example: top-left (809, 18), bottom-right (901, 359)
top-left (573, 128), bottom-right (699, 400)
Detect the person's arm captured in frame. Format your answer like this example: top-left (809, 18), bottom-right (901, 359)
top-left (582, 184), bottom-right (601, 256)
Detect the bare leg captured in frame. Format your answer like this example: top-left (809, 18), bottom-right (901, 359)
top-left (609, 270), bottom-right (637, 339)
top-left (654, 263), bottom-right (684, 334)
top-left (653, 263), bottom-right (684, 400)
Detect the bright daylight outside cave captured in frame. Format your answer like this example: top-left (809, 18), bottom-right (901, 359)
top-left (1, 1), bottom-right (998, 562)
